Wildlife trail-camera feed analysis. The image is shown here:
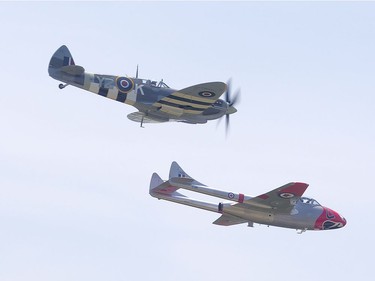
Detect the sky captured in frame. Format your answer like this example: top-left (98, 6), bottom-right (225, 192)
top-left (0, 1), bottom-right (374, 280)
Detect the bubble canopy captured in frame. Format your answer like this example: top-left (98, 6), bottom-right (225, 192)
top-left (300, 197), bottom-right (321, 206)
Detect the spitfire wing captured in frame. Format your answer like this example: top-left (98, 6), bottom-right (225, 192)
top-left (127, 111), bottom-right (167, 123)
top-left (153, 82), bottom-right (226, 115)
top-left (241, 182), bottom-right (309, 213)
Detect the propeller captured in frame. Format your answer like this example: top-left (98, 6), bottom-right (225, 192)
top-left (222, 79), bottom-right (240, 135)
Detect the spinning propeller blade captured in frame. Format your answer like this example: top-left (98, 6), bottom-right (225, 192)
top-left (221, 79), bottom-right (240, 135)
top-left (225, 114), bottom-right (230, 136)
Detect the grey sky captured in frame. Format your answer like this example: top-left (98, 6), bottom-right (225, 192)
top-left (0, 1), bottom-right (374, 280)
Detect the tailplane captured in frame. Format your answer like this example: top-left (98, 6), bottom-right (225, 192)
top-left (48, 45), bottom-right (85, 79)
top-left (149, 170), bottom-right (218, 213)
top-left (149, 172), bottom-right (185, 198)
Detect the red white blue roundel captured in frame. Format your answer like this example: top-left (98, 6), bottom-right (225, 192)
top-left (116, 76), bottom-right (134, 93)
top-left (279, 192), bottom-right (295, 199)
top-left (198, 91), bottom-right (215, 98)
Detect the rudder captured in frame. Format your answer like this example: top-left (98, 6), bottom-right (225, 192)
top-left (48, 45), bottom-right (74, 73)
top-left (149, 172), bottom-right (164, 193)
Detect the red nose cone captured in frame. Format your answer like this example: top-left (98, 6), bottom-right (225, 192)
top-left (314, 207), bottom-right (346, 230)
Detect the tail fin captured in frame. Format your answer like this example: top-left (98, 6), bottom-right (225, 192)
top-left (149, 173), bottom-right (164, 193)
top-left (150, 162), bottom-right (205, 199)
top-left (149, 172), bottom-right (185, 197)
top-left (48, 45), bottom-right (84, 79)
top-left (169, 161), bottom-right (205, 186)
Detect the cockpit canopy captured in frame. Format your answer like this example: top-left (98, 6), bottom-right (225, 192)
top-left (135, 78), bottom-right (170, 88)
top-left (300, 197), bottom-right (321, 206)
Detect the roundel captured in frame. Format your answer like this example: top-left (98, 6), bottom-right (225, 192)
top-left (198, 91), bottom-right (215, 98)
top-left (228, 192), bottom-right (235, 199)
top-left (279, 192), bottom-right (295, 199)
top-left (116, 76), bottom-right (134, 93)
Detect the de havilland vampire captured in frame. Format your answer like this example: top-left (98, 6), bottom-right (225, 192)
top-left (150, 162), bottom-right (347, 233)
top-left (48, 45), bottom-right (239, 129)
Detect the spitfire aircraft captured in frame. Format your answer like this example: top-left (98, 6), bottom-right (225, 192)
top-left (48, 45), bottom-right (239, 129)
top-left (150, 162), bottom-right (347, 233)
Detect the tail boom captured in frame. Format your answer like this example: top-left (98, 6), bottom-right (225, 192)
top-left (151, 192), bottom-right (219, 213)
top-left (170, 177), bottom-right (251, 203)
top-left (149, 162), bottom-right (252, 227)
top-left (149, 172), bottom-right (219, 213)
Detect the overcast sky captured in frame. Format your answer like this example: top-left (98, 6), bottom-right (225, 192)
top-left (0, 1), bottom-right (374, 280)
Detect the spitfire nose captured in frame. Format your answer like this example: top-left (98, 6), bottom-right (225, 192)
top-left (227, 105), bottom-right (237, 115)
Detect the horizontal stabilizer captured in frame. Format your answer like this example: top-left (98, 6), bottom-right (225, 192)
top-left (149, 169), bottom-right (218, 213)
top-left (60, 65), bottom-right (85, 75)
top-left (149, 173), bottom-right (185, 198)
top-left (213, 214), bottom-right (248, 226)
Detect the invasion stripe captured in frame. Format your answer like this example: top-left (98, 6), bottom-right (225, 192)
top-left (116, 92), bottom-right (127, 102)
top-left (98, 87), bottom-right (109, 97)
top-left (167, 94), bottom-right (213, 106)
top-left (173, 91), bottom-right (218, 103)
top-left (162, 97), bottom-right (207, 109)
top-left (157, 100), bottom-right (204, 111)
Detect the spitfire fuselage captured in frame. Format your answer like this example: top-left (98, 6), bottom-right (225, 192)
top-left (48, 45), bottom-right (234, 125)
